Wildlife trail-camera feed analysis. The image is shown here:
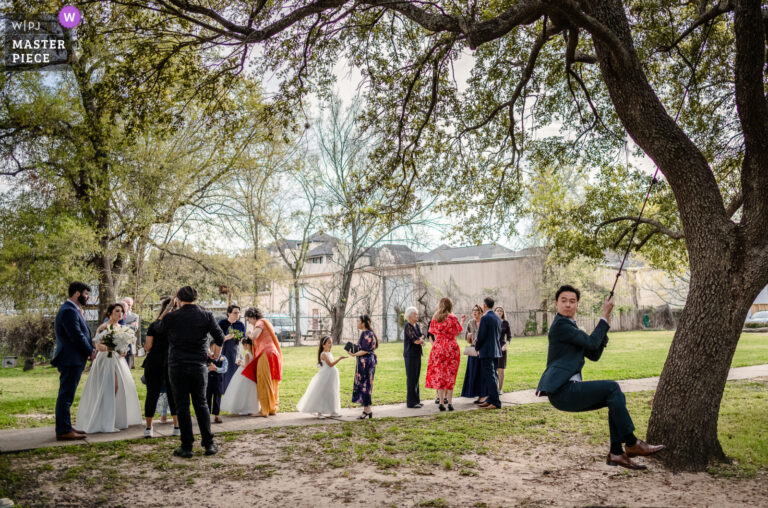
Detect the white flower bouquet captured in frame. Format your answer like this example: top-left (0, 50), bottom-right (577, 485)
top-left (94, 324), bottom-right (135, 357)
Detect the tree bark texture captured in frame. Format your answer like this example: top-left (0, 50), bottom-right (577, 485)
top-left (293, 281), bottom-right (302, 346)
top-left (586, 0), bottom-right (768, 469)
top-left (331, 261), bottom-right (356, 344)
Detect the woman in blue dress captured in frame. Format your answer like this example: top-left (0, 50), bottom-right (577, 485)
top-left (350, 315), bottom-right (378, 419)
top-left (460, 305), bottom-right (484, 403)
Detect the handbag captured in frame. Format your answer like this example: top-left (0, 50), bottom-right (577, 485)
top-left (344, 341), bottom-right (359, 354)
top-left (463, 346), bottom-right (478, 357)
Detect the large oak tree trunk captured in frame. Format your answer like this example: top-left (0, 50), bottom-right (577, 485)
top-left (330, 303), bottom-right (346, 345)
top-left (647, 268), bottom-right (761, 469)
top-left (586, 0), bottom-right (768, 470)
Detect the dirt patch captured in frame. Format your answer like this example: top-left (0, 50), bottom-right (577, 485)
top-left (7, 433), bottom-right (767, 507)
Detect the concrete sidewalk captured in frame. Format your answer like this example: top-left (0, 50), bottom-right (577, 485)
top-left (2, 364), bottom-right (766, 454)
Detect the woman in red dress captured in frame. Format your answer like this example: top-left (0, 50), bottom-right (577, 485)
top-left (425, 298), bottom-right (466, 411)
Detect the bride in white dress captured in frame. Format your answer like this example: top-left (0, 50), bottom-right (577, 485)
top-left (296, 336), bottom-right (347, 417)
top-left (76, 303), bottom-right (142, 434)
top-left (221, 337), bottom-right (260, 415)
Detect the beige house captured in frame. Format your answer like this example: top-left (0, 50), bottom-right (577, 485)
top-left (751, 287), bottom-right (768, 315)
top-left (260, 234), bottom-right (687, 343)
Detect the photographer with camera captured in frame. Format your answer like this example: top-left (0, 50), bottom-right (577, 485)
top-left (156, 286), bottom-right (225, 458)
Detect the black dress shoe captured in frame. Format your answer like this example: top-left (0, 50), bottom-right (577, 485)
top-left (447, 404), bottom-right (454, 411)
top-left (204, 443), bottom-right (218, 456)
top-left (435, 398), bottom-right (440, 404)
top-left (414, 403), bottom-right (423, 408)
top-left (438, 404), bottom-right (446, 411)
top-left (472, 399), bottom-right (483, 404)
top-left (173, 447), bottom-right (193, 458)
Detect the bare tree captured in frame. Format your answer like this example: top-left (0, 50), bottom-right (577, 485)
top-left (308, 96), bottom-right (436, 344)
top-left (265, 160), bottom-right (324, 344)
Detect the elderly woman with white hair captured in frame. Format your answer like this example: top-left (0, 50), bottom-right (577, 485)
top-left (403, 306), bottom-right (425, 408)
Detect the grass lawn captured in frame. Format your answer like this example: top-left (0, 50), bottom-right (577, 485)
top-left (1, 330), bottom-right (767, 429)
top-left (1, 378), bottom-right (765, 505)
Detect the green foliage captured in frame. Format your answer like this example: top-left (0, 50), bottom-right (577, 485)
top-left (0, 313), bottom-right (55, 359)
top-left (528, 162), bottom-right (688, 273)
top-left (523, 311), bottom-right (538, 336)
top-left (0, 197), bottom-right (96, 310)
top-left (0, 1), bottom-right (279, 309)
top-left (134, 241), bottom-right (262, 305)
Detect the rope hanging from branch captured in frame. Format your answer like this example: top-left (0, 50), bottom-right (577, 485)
top-left (608, 22), bottom-right (714, 299)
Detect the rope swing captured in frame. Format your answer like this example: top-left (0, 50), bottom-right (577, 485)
top-left (608, 21), bottom-right (714, 299)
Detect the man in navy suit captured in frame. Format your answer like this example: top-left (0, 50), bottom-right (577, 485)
top-left (52, 282), bottom-right (94, 440)
top-left (475, 296), bottom-right (502, 409)
top-left (536, 285), bottom-right (665, 469)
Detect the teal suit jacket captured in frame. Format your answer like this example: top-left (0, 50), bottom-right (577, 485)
top-left (536, 313), bottom-right (609, 394)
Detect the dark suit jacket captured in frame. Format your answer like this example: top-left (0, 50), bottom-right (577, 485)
top-left (403, 322), bottom-right (423, 357)
top-left (536, 314), bottom-right (610, 394)
top-left (52, 300), bottom-right (93, 368)
top-left (474, 310), bottom-right (502, 359)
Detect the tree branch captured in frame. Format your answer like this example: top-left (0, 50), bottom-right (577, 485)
top-left (733, 0), bottom-right (768, 238)
top-left (460, 24), bottom-right (551, 136)
top-left (542, 0), bottom-right (632, 69)
top-left (725, 191), bottom-right (743, 218)
top-left (595, 216), bottom-right (685, 240)
top-left (661, 0), bottom-right (734, 52)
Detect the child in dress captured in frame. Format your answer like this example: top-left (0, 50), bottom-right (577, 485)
top-left (220, 338), bottom-right (260, 416)
top-left (207, 343), bottom-right (229, 424)
top-left (296, 336), bottom-right (347, 418)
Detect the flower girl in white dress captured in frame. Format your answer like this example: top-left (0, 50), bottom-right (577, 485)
top-left (297, 336), bottom-right (347, 418)
top-left (221, 337), bottom-right (260, 416)
top-left (76, 303), bottom-right (142, 434)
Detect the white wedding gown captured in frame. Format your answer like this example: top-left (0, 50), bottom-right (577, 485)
top-left (76, 351), bottom-right (142, 433)
top-left (221, 353), bottom-right (260, 415)
top-left (296, 353), bottom-right (341, 415)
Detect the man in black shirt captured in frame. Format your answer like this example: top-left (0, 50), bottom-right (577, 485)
top-left (158, 286), bottom-right (225, 458)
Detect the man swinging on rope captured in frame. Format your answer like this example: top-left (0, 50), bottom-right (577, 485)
top-left (536, 285), bottom-right (665, 470)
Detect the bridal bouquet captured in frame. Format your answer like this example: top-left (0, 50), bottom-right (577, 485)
top-left (94, 324), bottom-right (135, 357)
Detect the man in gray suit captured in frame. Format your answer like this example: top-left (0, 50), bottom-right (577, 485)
top-left (475, 296), bottom-right (502, 409)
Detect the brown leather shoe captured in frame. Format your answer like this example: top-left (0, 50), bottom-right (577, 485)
top-left (73, 429), bottom-right (87, 435)
top-left (214, 416), bottom-right (223, 424)
top-left (478, 401), bottom-right (491, 408)
top-left (625, 440), bottom-right (665, 457)
top-left (482, 404), bottom-right (500, 410)
top-left (56, 431), bottom-right (86, 441)
top-left (606, 452), bottom-right (647, 470)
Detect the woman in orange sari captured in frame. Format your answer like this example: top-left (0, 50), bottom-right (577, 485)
top-left (242, 308), bottom-right (282, 417)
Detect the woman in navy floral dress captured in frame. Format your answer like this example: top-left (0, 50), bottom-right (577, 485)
top-left (350, 315), bottom-right (378, 419)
